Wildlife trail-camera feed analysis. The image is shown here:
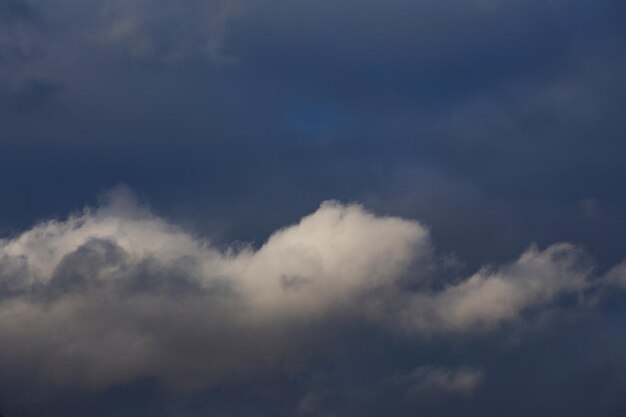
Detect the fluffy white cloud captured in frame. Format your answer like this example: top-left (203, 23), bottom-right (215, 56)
top-left (398, 243), bottom-right (593, 334)
top-left (0, 188), bottom-right (609, 390)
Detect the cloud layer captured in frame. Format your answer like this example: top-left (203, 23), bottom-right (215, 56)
top-left (1, 0), bottom-right (626, 415)
top-left (0, 188), bottom-right (618, 394)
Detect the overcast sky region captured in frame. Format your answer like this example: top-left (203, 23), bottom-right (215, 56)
top-left (1, 0), bottom-right (626, 415)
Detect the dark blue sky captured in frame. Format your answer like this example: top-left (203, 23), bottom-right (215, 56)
top-left (1, 0), bottom-right (626, 415)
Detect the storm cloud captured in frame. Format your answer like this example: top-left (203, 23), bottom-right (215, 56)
top-left (2, 0), bottom-right (626, 415)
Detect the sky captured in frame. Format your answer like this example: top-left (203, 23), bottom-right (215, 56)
top-left (1, 0), bottom-right (626, 415)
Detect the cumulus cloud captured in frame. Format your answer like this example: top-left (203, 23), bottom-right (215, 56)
top-left (0, 187), bottom-right (430, 389)
top-left (0, 187), bottom-right (616, 391)
top-left (398, 243), bottom-right (594, 333)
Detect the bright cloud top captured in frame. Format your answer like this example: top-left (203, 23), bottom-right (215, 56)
top-left (0, 188), bottom-right (614, 390)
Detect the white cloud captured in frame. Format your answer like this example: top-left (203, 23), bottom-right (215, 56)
top-left (0, 188), bottom-right (612, 390)
top-left (399, 243), bottom-right (593, 333)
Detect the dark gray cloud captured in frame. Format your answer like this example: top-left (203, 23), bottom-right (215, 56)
top-left (0, 0), bottom-right (622, 270)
